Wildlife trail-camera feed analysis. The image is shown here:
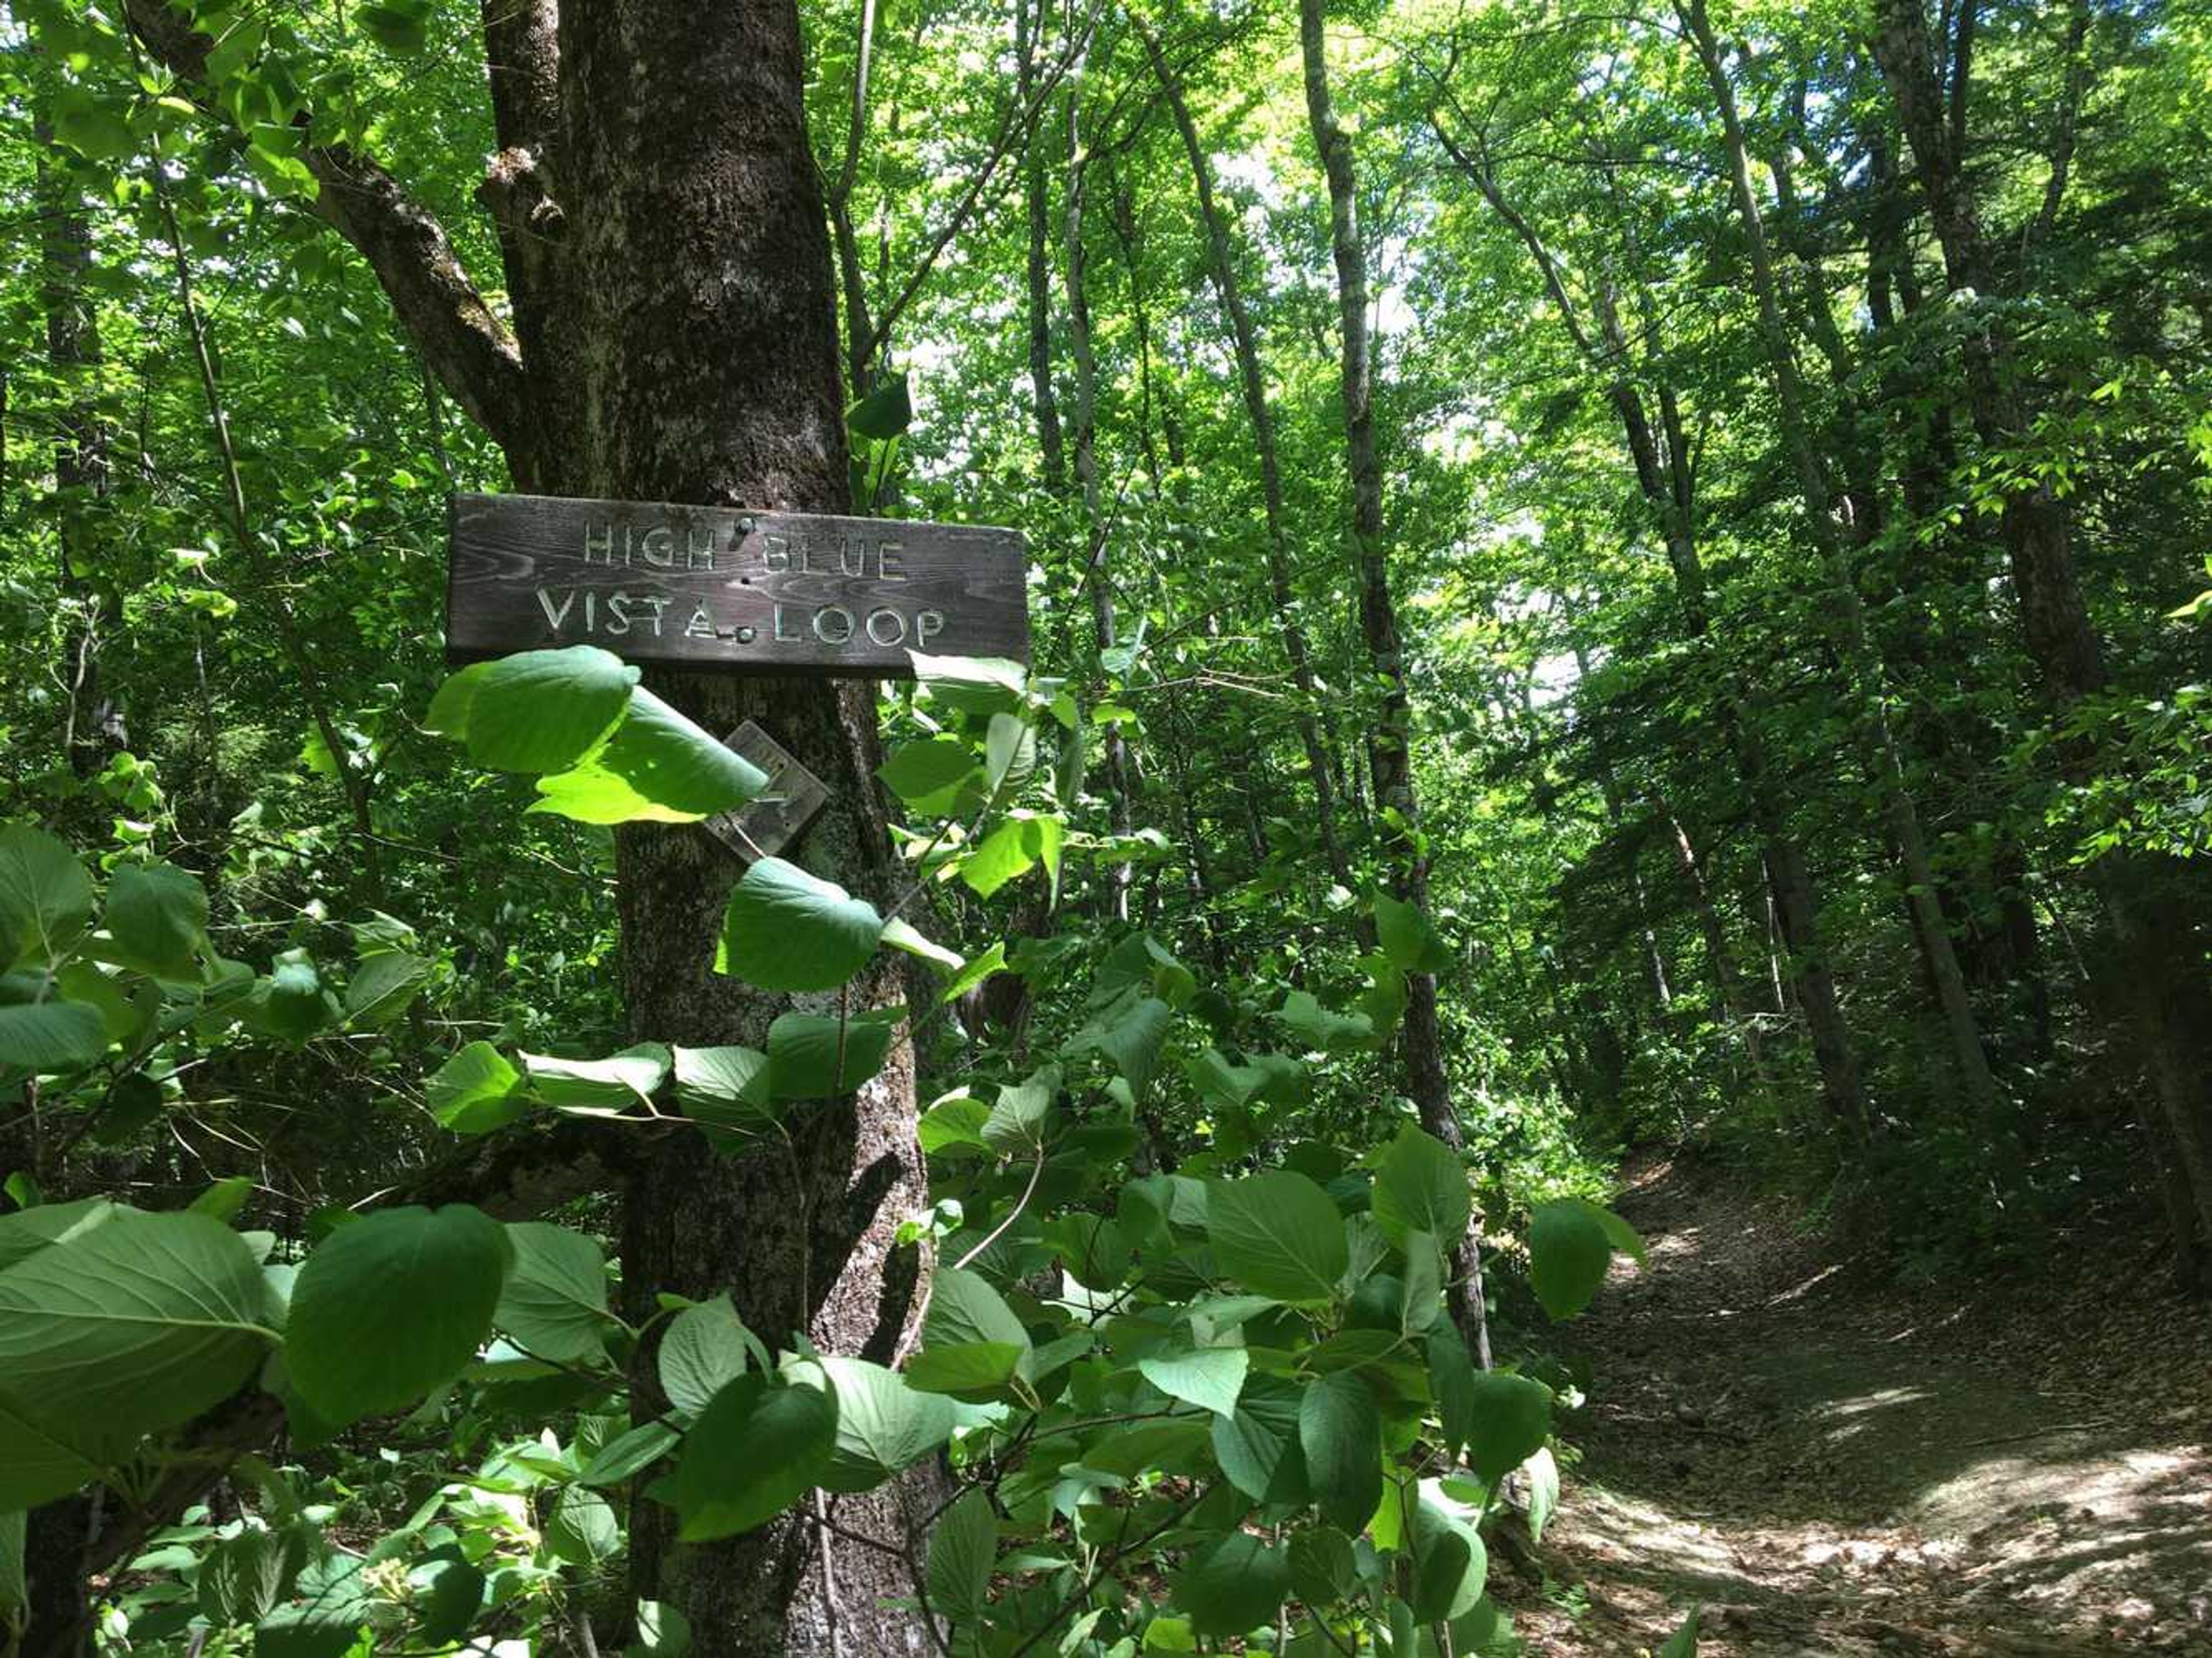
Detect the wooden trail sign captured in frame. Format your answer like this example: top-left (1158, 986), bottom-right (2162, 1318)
top-left (446, 492), bottom-right (1028, 674)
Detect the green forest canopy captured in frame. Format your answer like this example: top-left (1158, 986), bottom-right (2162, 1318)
top-left (0, 0), bottom-right (2207, 1651)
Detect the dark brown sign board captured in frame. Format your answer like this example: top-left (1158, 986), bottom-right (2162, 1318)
top-left (446, 492), bottom-right (1028, 675)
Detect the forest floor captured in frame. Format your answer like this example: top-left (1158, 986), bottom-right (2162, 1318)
top-left (1491, 1153), bottom-right (2212, 1655)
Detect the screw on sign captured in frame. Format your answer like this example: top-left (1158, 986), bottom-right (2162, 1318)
top-left (445, 493), bottom-right (1029, 674)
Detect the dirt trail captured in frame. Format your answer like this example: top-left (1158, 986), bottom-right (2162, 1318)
top-left (1497, 1157), bottom-right (2212, 1655)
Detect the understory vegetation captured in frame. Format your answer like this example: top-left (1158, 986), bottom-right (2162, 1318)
top-left (0, 0), bottom-right (2207, 1652)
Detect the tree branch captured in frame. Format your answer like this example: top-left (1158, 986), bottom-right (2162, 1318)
top-left (124, 0), bottom-right (535, 476)
top-left (481, 0), bottom-right (559, 154)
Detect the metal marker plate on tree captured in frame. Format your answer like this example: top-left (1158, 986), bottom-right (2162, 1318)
top-left (446, 492), bottom-right (1028, 674)
top-left (702, 721), bottom-right (831, 861)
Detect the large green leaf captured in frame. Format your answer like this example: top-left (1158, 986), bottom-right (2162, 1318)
top-left (718, 858), bottom-right (882, 991)
top-left (1659, 1608), bottom-right (1702, 1656)
top-left (579, 1420), bottom-right (681, 1487)
top-left (1173, 1531), bottom-right (1289, 1638)
top-left (1427, 1330), bottom-right (1478, 1464)
top-left (1210, 1373), bottom-right (1309, 1505)
top-left (426, 1042), bottom-right (528, 1135)
top-left (343, 951), bottom-right (429, 1028)
top-left (1275, 990), bottom-right (1373, 1052)
top-left (1524, 1445), bottom-right (1560, 1545)
top-left (902, 1342), bottom-right (1025, 1398)
top-left (1288, 1525), bottom-right (1357, 1606)
top-left (248, 949), bottom-right (331, 1045)
top-left (522, 1043), bottom-right (671, 1114)
top-left (673, 1373), bottom-right (838, 1540)
top-left (764, 1010), bottom-right (899, 1100)
top-left (658, 1295), bottom-right (751, 1418)
top-left (1454, 1370), bottom-right (1552, 1486)
top-left (463, 646), bottom-right (638, 773)
top-left (105, 863), bottom-right (210, 980)
top-left (355, 1), bottom-right (431, 52)
top-left (1409, 1483), bottom-right (1488, 1621)
top-left (0, 1206), bottom-right (276, 1509)
top-left (535, 687), bottom-right (767, 823)
top-left (847, 371), bottom-right (913, 441)
top-left (632, 1601), bottom-right (692, 1657)
top-left (877, 737), bottom-right (974, 804)
top-left (256, 1550), bottom-right (373, 1658)
top-left (980, 1071), bottom-right (1054, 1154)
top-left (925, 1487), bottom-right (995, 1620)
top-left (1374, 894), bottom-right (1453, 974)
top-left (286, 1205), bottom-right (509, 1424)
top-left (1096, 996), bottom-right (1172, 1100)
top-left (1300, 1371), bottom-right (1382, 1532)
top-left (1137, 1346), bottom-right (1247, 1418)
top-left (909, 653), bottom-right (1027, 716)
top-left (880, 916), bottom-right (963, 972)
top-left (545, 1486), bottom-right (622, 1564)
top-left (495, 1224), bottom-right (613, 1365)
top-left (983, 711), bottom-right (1035, 798)
top-left (1185, 1048), bottom-right (1267, 1112)
top-left (0, 1001), bottom-right (107, 1072)
top-left (1206, 1170), bottom-right (1347, 1303)
top-left (1370, 1125), bottom-right (1471, 1247)
top-left (917, 1093), bottom-right (992, 1157)
top-left (923, 1266), bottom-right (1032, 1361)
top-left (960, 820), bottom-right (1037, 898)
top-left (817, 1354), bottom-right (957, 1492)
top-left (594, 686), bottom-right (767, 815)
top-left (199, 1524), bottom-right (306, 1626)
top-left (1528, 1199), bottom-right (1615, 1320)
top-left (1561, 1196), bottom-right (1646, 1263)
top-left (0, 1199), bottom-right (110, 1273)
top-left (672, 1044), bottom-right (775, 1138)
top-left (528, 762), bottom-right (673, 825)
top-left (425, 661), bottom-right (489, 736)
top-left (0, 828), bottom-right (93, 970)
top-left (0, 1401), bottom-right (99, 1513)
top-left (50, 88), bottom-right (135, 161)
top-left (414, 1554), bottom-right (486, 1644)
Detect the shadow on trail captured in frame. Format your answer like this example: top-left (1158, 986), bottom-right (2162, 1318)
top-left (1494, 1156), bottom-right (2212, 1656)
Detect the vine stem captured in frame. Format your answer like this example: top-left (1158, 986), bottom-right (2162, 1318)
top-left (812, 1490), bottom-right (846, 1658)
top-left (953, 1146), bottom-right (1047, 1270)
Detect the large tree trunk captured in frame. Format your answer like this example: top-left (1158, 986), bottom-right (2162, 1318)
top-left (554, 5), bottom-right (933, 1648)
top-left (1300, 0), bottom-right (1490, 1369)
top-left (513, 2), bottom-right (934, 1646)
top-left (111, 2), bottom-right (944, 1645)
